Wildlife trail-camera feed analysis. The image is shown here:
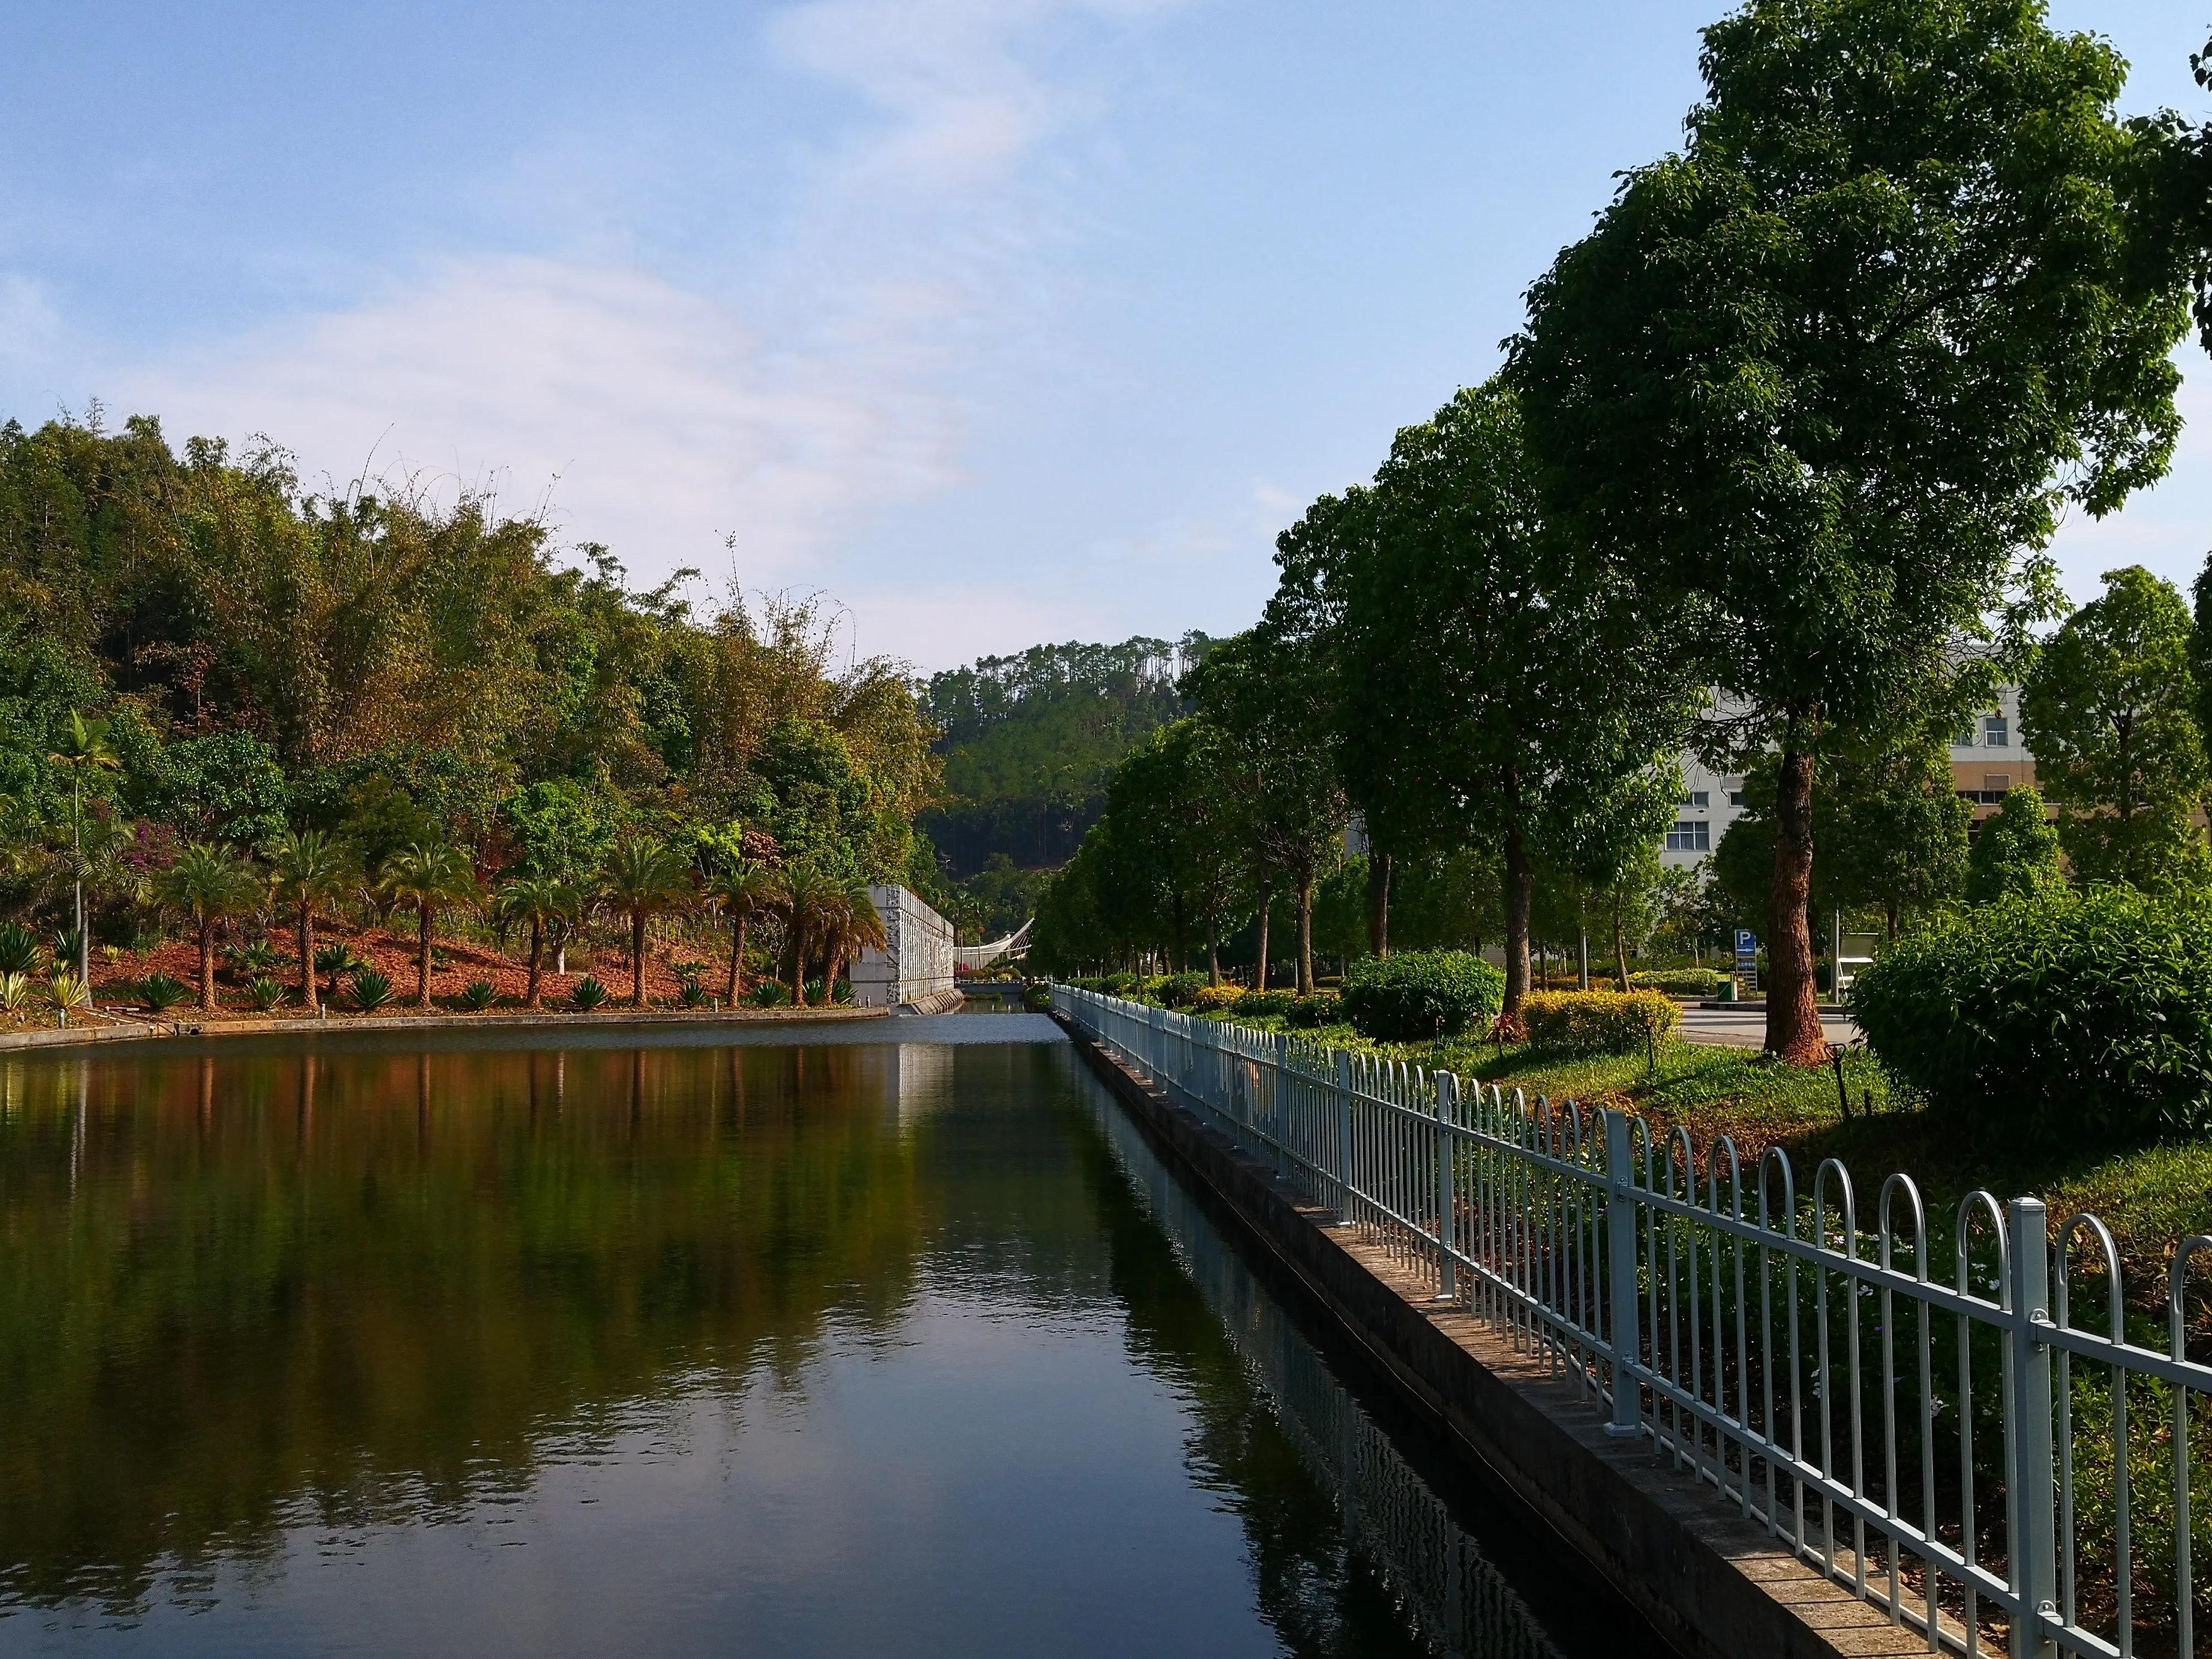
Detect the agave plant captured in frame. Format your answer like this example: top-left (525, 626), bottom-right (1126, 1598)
top-left (229, 938), bottom-right (280, 977)
top-left (44, 973), bottom-right (90, 1011)
top-left (0, 924), bottom-right (41, 976)
top-left (314, 942), bottom-right (358, 1004)
top-left (460, 979), bottom-right (497, 1011)
top-left (350, 964), bottom-right (394, 1011)
top-left (0, 972), bottom-right (32, 1012)
top-left (138, 973), bottom-right (188, 1013)
top-left (51, 928), bottom-right (85, 974)
top-left (248, 976), bottom-right (286, 1012)
top-left (570, 974), bottom-right (609, 1011)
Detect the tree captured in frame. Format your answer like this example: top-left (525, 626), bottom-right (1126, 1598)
top-left (156, 844), bottom-right (263, 1011)
top-left (1818, 738), bottom-right (1972, 940)
top-left (1185, 630), bottom-right (1347, 996)
top-left (775, 864), bottom-right (840, 1005)
top-left (2022, 567), bottom-right (2209, 892)
top-left (47, 710), bottom-right (119, 987)
top-left (1966, 786), bottom-right (2065, 905)
top-left (496, 873), bottom-right (580, 1008)
top-left (599, 837), bottom-right (695, 1008)
top-left (1515, 1), bottom-right (2189, 1059)
top-left (1269, 381), bottom-right (1696, 1016)
top-left (266, 828), bottom-right (353, 1012)
top-left (379, 842), bottom-right (479, 1008)
top-left (704, 860), bottom-right (778, 1002)
top-left (820, 880), bottom-right (887, 998)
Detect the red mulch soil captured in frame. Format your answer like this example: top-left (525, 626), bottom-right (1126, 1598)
top-left (87, 921), bottom-right (734, 1018)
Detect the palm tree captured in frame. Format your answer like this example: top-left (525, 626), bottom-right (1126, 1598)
top-left (157, 845), bottom-right (264, 1011)
top-left (48, 711), bottom-right (120, 987)
top-left (266, 828), bottom-right (353, 1013)
top-left (821, 880), bottom-right (887, 1003)
top-left (704, 860), bottom-right (778, 1002)
top-left (379, 842), bottom-right (480, 1008)
top-left (496, 874), bottom-right (580, 1008)
top-left (775, 864), bottom-right (839, 1006)
top-left (599, 838), bottom-right (695, 1007)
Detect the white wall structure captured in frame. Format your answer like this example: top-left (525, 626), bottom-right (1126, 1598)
top-left (1656, 685), bottom-right (2034, 870)
top-left (850, 885), bottom-right (957, 1008)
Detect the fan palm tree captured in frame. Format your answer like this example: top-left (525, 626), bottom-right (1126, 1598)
top-left (496, 873), bottom-right (580, 1008)
top-left (379, 842), bottom-right (480, 1008)
top-left (820, 880), bottom-right (887, 1003)
top-left (266, 828), bottom-right (354, 1013)
top-left (775, 864), bottom-right (840, 1006)
top-left (48, 710), bottom-right (120, 987)
top-left (704, 860), bottom-right (778, 1003)
top-left (599, 837), bottom-right (695, 1007)
top-left (157, 845), bottom-right (264, 1011)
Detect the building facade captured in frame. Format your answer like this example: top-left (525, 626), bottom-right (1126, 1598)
top-left (1656, 685), bottom-right (2034, 870)
top-left (850, 886), bottom-right (958, 1007)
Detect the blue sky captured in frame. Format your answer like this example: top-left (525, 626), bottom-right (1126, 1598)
top-left (3, 1), bottom-right (2208, 671)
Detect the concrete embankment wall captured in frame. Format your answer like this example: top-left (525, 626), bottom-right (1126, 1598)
top-left (1054, 1010), bottom-right (1923, 1659)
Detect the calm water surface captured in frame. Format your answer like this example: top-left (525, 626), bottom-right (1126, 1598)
top-left (0, 1015), bottom-right (1655, 1657)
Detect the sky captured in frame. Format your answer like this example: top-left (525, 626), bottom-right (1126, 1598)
top-left (3, 1), bottom-right (2210, 673)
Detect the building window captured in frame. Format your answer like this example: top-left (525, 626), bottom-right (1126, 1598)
top-left (1727, 790), bottom-right (1745, 808)
top-left (1665, 821), bottom-right (1710, 852)
top-left (1954, 724), bottom-right (1976, 748)
top-left (1983, 774), bottom-right (2010, 795)
top-left (1983, 715), bottom-right (2009, 748)
top-left (1679, 790), bottom-right (1709, 808)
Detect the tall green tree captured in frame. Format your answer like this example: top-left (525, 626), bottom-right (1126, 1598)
top-left (47, 711), bottom-right (119, 987)
top-left (1819, 738), bottom-right (1972, 940)
top-left (1964, 785), bottom-right (2065, 904)
top-left (266, 828), bottom-right (353, 1012)
top-left (2022, 565), bottom-right (2210, 891)
top-left (494, 873), bottom-right (580, 1008)
top-left (1514, 0), bottom-right (2189, 1058)
top-left (703, 860), bottom-right (778, 1003)
top-left (378, 842), bottom-right (479, 1008)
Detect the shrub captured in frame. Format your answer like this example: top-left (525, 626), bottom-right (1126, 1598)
top-left (350, 965), bottom-right (394, 1011)
top-left (1631, 968), bottom-right (1724, 998)
top-left (44, 973), bottom-right (91, 1011)
top-left (1340, 950), bottom-right (1505, 1041)
top-left (51, 928), bottom-right (84, 972)
top-left (229, 939), bottom-right (278, 977)
top-left (1283, 992), bottom-right (1342, 1029)
top-left (750, 979), bottom-right (791, 1008)
top-left (1190, 984), bottom-right (1244, 1014)
top-left (1022, 983), bottom-right (1053, 1011)
top-left (138, 973), bottom-right (188, 1013)
top-left (571, 975), bottom-right (609, 1011)
top-left (460, 980), bottom-right (498, 1011)
top-left (0, 925), bottom-right (40, 976)
top-left (248, 976), bottom-right (285, 1012)
top-left (1850, 888), bottom-right (2212, 1147)
top-left (674, 962), bottom-right (707, 1007)
top-left (1146, 971), bottom-right (1210, 1009)
top-left (1236, 989), bottom-right (1296, 1021)
top-left (1520, 989), bottom-right (1680, 1056)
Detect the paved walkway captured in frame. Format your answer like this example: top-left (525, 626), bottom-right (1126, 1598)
top-left (1676, 1005), bottom-right (1860, 1049)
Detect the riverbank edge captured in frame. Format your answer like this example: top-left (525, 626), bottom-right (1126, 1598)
top-left (1054, 1009), bottom-right (1922, 1659)
top-left (0, 1002), bottom-right (916, 1053)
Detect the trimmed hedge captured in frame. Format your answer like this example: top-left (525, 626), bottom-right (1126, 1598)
top-left (1521, 989), bottom-right (1680, 1055)
top-left (1283, 992), bottom-right (1341, 1029)
top-left (1189, 984), bottom-right (1244, 1013)
top-left (1236, 989), bottom-right (1295, 1020)
top-left (1146, 971), bottom-right (1210, 1008)
top-left (1631, 968), bottom-right (1724, 998)
top-left (1340, 950), bottom-right (1505, 1041)
top-left (1850, 889), bottom-right (2212, 1147)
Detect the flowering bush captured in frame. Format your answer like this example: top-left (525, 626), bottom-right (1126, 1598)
top-left (1520, 989), bottom-right (1679, 1055)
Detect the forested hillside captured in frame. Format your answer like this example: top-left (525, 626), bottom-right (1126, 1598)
top-left (918, 636), bottom-right (1214, 877)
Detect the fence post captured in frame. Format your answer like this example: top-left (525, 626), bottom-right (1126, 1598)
top-left (1604, 1108), bottom-right (1641, 1438)
top-left (2007, 1197), bottom-right (2058, 1659)
top-left (1435, 1074), bottom-right (1458, 1302)
top-left (1333, 1049), bottom-right (1355, 1220)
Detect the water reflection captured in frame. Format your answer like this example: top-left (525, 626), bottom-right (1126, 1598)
top-left (0, 1035), bottom-right (1632, 1657)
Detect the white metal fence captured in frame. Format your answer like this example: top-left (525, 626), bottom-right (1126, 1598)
top-left (1056, 984), bottom-right (2212, 1659)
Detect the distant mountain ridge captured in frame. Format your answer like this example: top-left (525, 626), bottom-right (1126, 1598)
top-left (920, 634), bottom-right (1217, 878)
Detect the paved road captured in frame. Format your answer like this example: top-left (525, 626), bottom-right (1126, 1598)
top-left (1676, 1005), bottom-right (1861, 1049)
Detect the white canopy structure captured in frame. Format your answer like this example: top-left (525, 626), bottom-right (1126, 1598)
top-left (953, 918), bottom-right (1031, 975)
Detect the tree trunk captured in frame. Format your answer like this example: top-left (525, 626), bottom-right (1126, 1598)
top-left (416, 906), bottom-right (434, 1008)
top-left (1366, 852), bottom-right (1391, 959)
top-left (1296, 877), bottom-right (1316, 996)
top-left (1172, 891), bottom-right (1187, 974)
top-left (555, 934), bottom-right (567, 976)
top-left (298, 903), bottom-right (318, 1013)
top-left (1577, 926), bottom-right (1589, 992)
top-left (1254, 882), bottom-right (1272, 991)
top-left (1501, 818), bottom-right (1534, 1018)
top-left (1765, 741), bottom-right (1825, 1063)
top-left (631, 910), bottom-right (648, 1007)
top-left (198, 921), bottom-right (216, 1012)
top-left (789, 927), bottom-right (807, 1006)
top-left (526, 918), bottom-right (545, 1008)
top-left (1612, 889), bottom-right (1631, 998)
top-left (1206, 913), bottom-right (1220, 987)
top-left (726, 914), bottom-right (748, 1002)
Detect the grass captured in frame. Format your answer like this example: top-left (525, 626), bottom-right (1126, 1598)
top-left (1188, 1003), bottom-right (2212, 1315)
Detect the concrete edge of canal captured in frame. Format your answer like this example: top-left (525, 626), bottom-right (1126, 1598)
top-left (1054, 1008), bottom-right (1924, 1659)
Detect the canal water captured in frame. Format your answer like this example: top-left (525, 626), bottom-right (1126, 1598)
top-left (0, 1016), bottom-right (1658, 1657)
